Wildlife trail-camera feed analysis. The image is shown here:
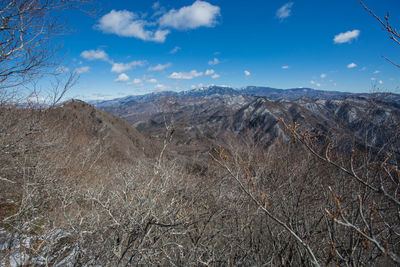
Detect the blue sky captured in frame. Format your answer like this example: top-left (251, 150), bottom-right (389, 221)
top-left (58, 0), bottom-right (400, 100)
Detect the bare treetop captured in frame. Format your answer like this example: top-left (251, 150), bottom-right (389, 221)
top-left (0, 0), bottom-right (95, 90)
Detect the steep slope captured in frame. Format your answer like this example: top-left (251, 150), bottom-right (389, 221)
top-left (45, 99), bottom-right (151, 162)
top-left (0, 100), bottom-right (151, 202)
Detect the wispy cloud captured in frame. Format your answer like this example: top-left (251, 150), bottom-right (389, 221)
top-left (159, 1), bottom-right (221, 30)
top-left (169, 46), bottom-right (181, 54)
top-left (347, 62), bottom-right (357, 69)
top-left (205, 69), bottom-right (215, 75)
top-left (334, 30), bottom-right (360, 44)
top-left (373, 70), bottom-right (380, 74)
top-left (81, 49), bottom-right (109, 61)
top-left (111, 60), bottom-right (146, 73)
top-left (208, 58), bottom-right (220, 65)
top-left (147, 78), bottom-right (158, 83)
top-left (276, 2), bottom-right (294, 20)
top-left (244, 70), bottom-right (250, 77)
top-left (148, 63), bottom-right (172, 71)
top-left (74, 66), bottom-right (90, 74)
top-left (320, 73), bottom-right (327, 78)
top-left (155, 83), bottom-right (169, 90)
top-left (310, 80), bottom-right (321, 87)
top-left (96, 10), bottom-right (170, 42)
top-left (127, 78), bottom-right (143, 86)
top-left (211, 74), bottom-right (220, 79)
top-left (56, 66), bottom-right (70, 73)
top-left (169, 70), bottom-right (203, 79)
top-left (282, 65), bottom-right (289, 69)
top-left (114, 73), bottom-right (130, 82)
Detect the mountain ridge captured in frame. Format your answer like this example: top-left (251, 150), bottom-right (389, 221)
top-left (90, 85), bottom-right (400, 109)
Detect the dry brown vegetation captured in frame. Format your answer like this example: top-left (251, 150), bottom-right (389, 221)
top-left (1, 0), bottom-right (399, 265)
top-left (1, 100), bottom-right (399, 266)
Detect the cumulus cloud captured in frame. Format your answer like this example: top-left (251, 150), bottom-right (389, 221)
top-left (147, 78), bottom-right (158, 83)
top-left (282, 65), bottom-right (289, 69)
top-left (208, 58), bottom-right (220, 65)
top-left (115, 73), bottom-right (130, 82)
top-left (211, 74), bottom-right (220, 79)
top-left (148, 63), bottom-right (172, 71)
top-left (205, 69), bottom-right (215, 75)
top-left (169, 46), bottom-right (181, 54)
top-left (169, 70), bottom-right (203, 79)
top-left (320, 73), bottom-right (327, 78)
top-left (81, 49), bottom-right (109, 61)
top-left (276, 2), bottom-right (294, 20)
top-left (74, 66), bottom-right (90, 74)
top-left (159, 1), bottom-right (220, 30)
top-left (347, 62), bottom-right (357, 69)
top-left (111, 60), bottom-right (146, 73)
top-left (334, 30), bottom-right (360, 44)
top-left (244, 70), bottom-right (250, 77)
top-left (96, 10), bottom-right (170, 42)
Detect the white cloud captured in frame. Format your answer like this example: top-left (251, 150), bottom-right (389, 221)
top-left (360, 67), bottom-right (367, 71)
top-left (211, 73), bottom-right (220, 79)
top-left (205, 69), bottom-right (215, 75)
top-left (276, 2), bottom-right (294, 20)
top-left (282, 65), bottom-right (289, 69)
top-left (115, 73), bottom-right (130, 82)
top-left (159, 1), bottom-right (220, 30)
top-left (347, 62), bottom-right (357, 69)
top-left (244, 70), bottom-right (250, 77)
top-left (311, 80), bottom-right (321, 87)
top-left (132, 78), bottom-right (142, 84)
top-left (127, 78), bottom-right (144, 86)
top-left (169, 70), bottom-right (203, 79)
top-left (111, 60), bottom-right (146, 73)
top-left (169, 46), bottom-right (181, 54)
top-left (379, 80), bottom-right (383, 84)
top-left (81, 49), bottom-right (109, 61)
top-left (148, 63), bottom-right (172, 71)
top-left (96, 10), bottom-right (170, 42)
top-left (371, 77), bottom-right (376, 81)
top-left (320, 73), bottom-right (327, 78)
top-left (147, 78), bottom-right (157, 83)
top-left (373, 70), bottom-right (380, 74)
top-left (74, 66), bottom-right (90, 74)
top-left (334, 30), bottom-right (360, 44)
top-left (155, 83), bottom-right (169, 90)
top-left (152, 2), bottom-right (160, 10)
top-left (56, 66), bottom-right (70, 73)
top-left (208, 57), bottom-right (220, 65)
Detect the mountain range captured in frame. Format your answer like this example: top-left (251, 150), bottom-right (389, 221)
top-left (91, 86), bottom-right (400, 158)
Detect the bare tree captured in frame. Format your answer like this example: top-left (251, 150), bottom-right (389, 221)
top-left (0, 0), bottom-right (94, 93)
top-left (360, 0), bottom-right (400, 68)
